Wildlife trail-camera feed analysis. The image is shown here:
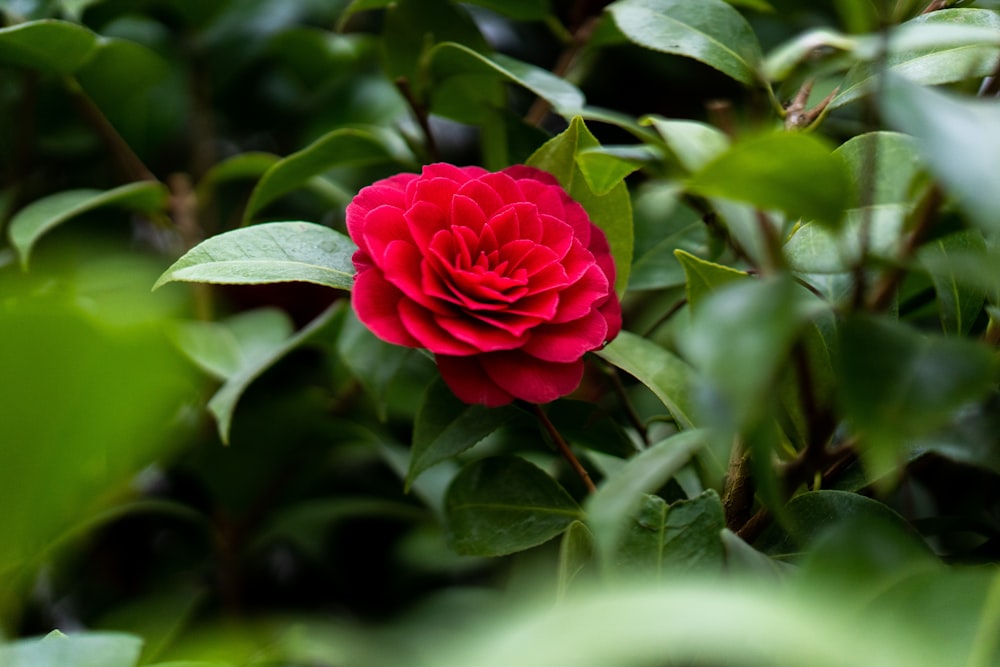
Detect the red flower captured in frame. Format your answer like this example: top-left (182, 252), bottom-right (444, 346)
top-left (347, 163), bottom-right (622, 406)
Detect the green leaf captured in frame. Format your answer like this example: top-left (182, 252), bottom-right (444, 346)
top-left (9, 182), bottom-right (168, 269)
top-left (881, 75), bottom-right (1000, 235)
top-left (429, 42), bottom-right (586, 119)
top-left (195, 152), bottom-right (280, 205)
top-left (408, 378), bottom-right (523, 490)
top-left (527, 116), bottom-right (633, 294)
top-left (587, 429), bottom-right (707, 564)
top-left (0, 19), bottom-right (98, 74)
top-left (687, 131), bottom-right (851, 226)
top-left (445, 456), bottom-right (583, 556)
top-left (463, 0), bottom-right (551, 20)
top-left (154, 221), bottom-right (357, 291)
top-left (556, 520), bottom-right (593, 599)
top-left (919, 230), bottom-right (988, 335)
top-left (836, 315), bottom-right (997, 480)
top-left (243, 127), bottom-right (412, 223)
top-left (764, 28), bottom-right (858, 82)
top-left (607, 0), bottom-right (764, 85)
top-left (674, 249), bottom-right (749, 310)
top-left (612, 490), bottom-right (725, 577)
top-left (0, 630), bottom-right (143, 667)
top-left (596, 330), bottom-right (699, 429)
top-left (171, 308), bottom-right (296, 382)
top-left (575, 146), bottom-right (649, 195)
top-left (629, 185), bottom-right (711, 291)
top-left (833, 9), bottom-right (1000, 109)
top-left (641, 116), bottom-right (730, 172)
top-left (207, 303), bottom-right (344, 444)
top-left (544, 400), bottom-right (638, 459)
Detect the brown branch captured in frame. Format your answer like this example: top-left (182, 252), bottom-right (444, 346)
top-left (396, 77), bottom-right (441, 162)
top-left (525, 15), bottom-right (600, 126)
top-left (532, 403), bottom-right (596, 493)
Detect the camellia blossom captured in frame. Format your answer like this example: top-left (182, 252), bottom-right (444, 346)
top-left (347, 163), bottom-right (622, 406)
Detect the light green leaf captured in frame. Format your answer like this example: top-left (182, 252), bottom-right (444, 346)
top-left (408, 379), bottom-right (523, 490)
top-left (0, 630), bottom-right (142, 667)
top-left (9, 182), bottom-right (168, 269)
top-left (154, 221), bottom-right (357, 291)
top-left (765, 28), bottom-right (858, 81)
top-left (674, 249), bottom-right (749, 310)
top-left (0, 19), bottom-right (98, 74)
top-left (243, 127), bottom-right (413, 223)
top-left (445, 456), bottom-right (583, 556)
top-left (527, 117), bottom-right (633, 294)
top-left (687, 131), bottom-right (851, 226)
top-left (607, 0), bottom-right (764, 85)
top-left (556, 520), bottom-right (594, 599)
top-left (641, 116), bottom-right (730, 172)
top-left (575, 146), bottom-right (650, 195)
top-left (429, 42), bottom-right (586, 118)
top-left (171, 308), bottom-right (295, 382)
top-left (881, 74), bottom-right (1000, 235)
top-left (207, 303), bottom-right (343, 445)
top-left (587, 429), bottom-right (707, 564)
top-left (595, 330), bottom-right (699, 429)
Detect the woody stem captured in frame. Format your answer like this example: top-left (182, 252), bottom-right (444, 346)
top-left (531, 403), bottom-right (597, 493)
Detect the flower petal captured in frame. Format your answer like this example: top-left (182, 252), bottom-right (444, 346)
top-left (352, 268), bottom-right (421, 348)
top-left (436, 355), bottom-right (515, 406)
top-left (520, 311), bottom-right (608, 362)
top-left (480, 351), bottom-right (584, 403)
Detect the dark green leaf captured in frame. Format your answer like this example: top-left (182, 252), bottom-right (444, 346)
top-left (463, 0), bottom-right (551, 21)
top-left (595, 330), bottom-right (699, 429)
top-left (919, 230), bottom-right (988, 335)
top-left (9, 182), bottom-right (168, 269)
top-left (545, 400), bottom-right (638, 458)
top-left (687, 131), bottom-right (851, 226)
top-left (408, 378), bottom-right (522, 490)
top-left (154, 221), bottom-right (357, 291)
top-left (881, 74), bottom-right (1000, 235)
top-left (243, 127), bottom-right (413, 223)
top-left (527, 116), bottom-right (633, 294)
top-left (0, 19), bottom-right (98, 74)
top-left (445, 456), bottom-right (582, 556)
top-left (0, 630), bottom-right (143, 667)
top-left (195, 153), bottom-right (280, 204)
top-left (607, 0), bottom-right (763, 85)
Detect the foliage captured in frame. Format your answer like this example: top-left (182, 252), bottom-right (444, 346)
top-left (2, 0), bottom-right (1000, 665)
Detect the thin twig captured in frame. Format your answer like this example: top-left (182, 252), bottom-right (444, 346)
top-left (532, 403), bottom-right (596, 493)
top-left (395, 78), bottom-right (441, 162)
top-left (525, 16), bottom-right (600, 126)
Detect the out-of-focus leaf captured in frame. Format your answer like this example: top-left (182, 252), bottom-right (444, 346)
top-left (207, 303), bottom-right (344, 444)
top-left (630, 187), bottom-right (709, 291)
top-left (881, 75), bottom-right (1000, 235)
top-left (919, 230), bottom-right (988, 335)
top-left (587, 429), bottom-right (707, 564)
top-left (556, 521), bottom-right (593, 598)
top-left (336, 0), bottom-right (394, 30)
top-left (9, 182), bottom-right (168, 269)
top-left (674, 249), bottom-right (748, 310)
top-left (445, 456), bottom-right (582, 556)
top-left (527, 117), bottom-right (633, 294)
top-left (408, 378), bottom-right (523, 490)
top-left (464, 0), bottom-right (551, 20)
top-left (607, 0), bottom-right (763, 85)
top-left (765, 28), bottom-right (858, 81)
top-left (613, 490), bottom-right (725, 577)
top-left (912, 393), bottom-right (1000, 476)
top-left (0, 630), bottom-right (142, 667)
top-left (0, 19), bottom-right (98, 74)
top-left (641, 116), bottom-right (729, 172)
top-left (243, 127), bottom-right (412, 223)
top-left (195, 152), bottom-right (280, 204)
top-left (833, 9), bottom-right (1000, 109)
top-left (596, 330), bottom-right (699, 429)
top-left (836, 315), bottom-right (997, 479)
top-left (687, 131), bottom-right (851, 226)
top-left (171, 308), bottom-right (295, 382)
top-left (154, 222), bottom-right (357, 291)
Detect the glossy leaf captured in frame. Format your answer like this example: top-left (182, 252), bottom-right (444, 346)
top-left (408, 379), bottom-right (523, 490)
top-left (674, 249), bottom-right (749, 310)
top-left (587, 429), bottom-right (707, 564)
top-left (607, 0), bottom-right (763, 85)
top-left (154, 222), bottom-right (357, 291)
top-left (595, 330), bottom-right (699, 429)
top-left (207, 304), bottom-right (344, 444)
top-left (9, 182), bottom-right (168, 269)
top-left (243, 127), bottom-right (412, 223)
top-left (881, 75), bottom-right (1000, 235)
top-left (687, 131), bottom-right (851, 226)
top-left (0, 19), bottom-right (98, 74)
top-left (527, 117), bottom-right (633, 294)
top-left (171, 308), bottom-right (295, 382)
top-left (445, 456), bottom-right (582, 556)
top-left (641, 116), bottom-right (729, 172)
top-left (0, 630), bottom-right (142, 667)
top-left (575, 146), bottom-right (649, 195)
top-left (836, 315), bottom-right (997, 479)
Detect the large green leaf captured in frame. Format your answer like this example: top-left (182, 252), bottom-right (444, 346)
top-left (607, 0), bottom-right (764, 86)
top-left (586, 429), bottom-right (707, 564)
top-left (881, 75), bottom-right (1000, 235)
top-left (687, 131), bottom-right (851, 226)
top-left (0, 19), bottom-right (98, 74)
top-left (836, 315), bottom-right (997, 479)
top-left (8, 182), bottom-right (169, 269)
top-left (408, 379), bottom-right (523, 490)
top-left (445, 456), bottom-right (583, 556)
top-left (527, 117), bottom-right (633, 294)
top-left (154, 221), bottom-right (357, 291)
top-left (0, 631), bottom-right (142, 667)
top-left (242, 127), bottom-right (412, 223)
top-left (595, 330), bottom-right (699, 429)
